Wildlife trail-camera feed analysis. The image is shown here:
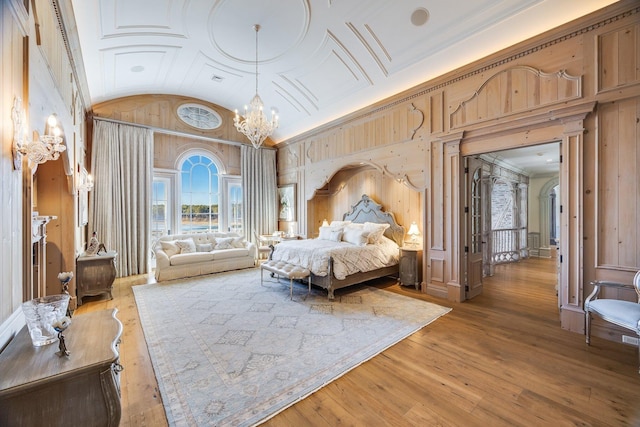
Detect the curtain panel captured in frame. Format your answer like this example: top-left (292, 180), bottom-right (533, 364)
top-left (89, 119), bottom-right (153, 277)
top-left (241, 146), bottom-right (278, 244)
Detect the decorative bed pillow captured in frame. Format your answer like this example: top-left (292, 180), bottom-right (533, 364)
top-left (342, 225), bottom-right (369, 246)
top-left (175, 238), bottom-right (197, 254)
top-left (318, 226), bottom-right (333, 240)
top-left (363, 222), bottom-right (390, 244)
top-left (196, 243), bottom-right (214, 252)
top-left (160, 240), bottom-right (180, 257)
top-left (214, 237), bottom-right (234, 250)
top-left (329, 229), bottom-right (343, 242)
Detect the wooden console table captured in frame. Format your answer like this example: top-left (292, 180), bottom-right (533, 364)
top-left (0, 309), bottom-right (123, 427)
top-left (76, 251), bottom-right (117, 305)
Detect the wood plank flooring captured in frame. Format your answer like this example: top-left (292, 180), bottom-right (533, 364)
top-left (75, 257), bottom-right (640, 426)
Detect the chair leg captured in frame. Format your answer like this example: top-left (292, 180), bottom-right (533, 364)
top-left (637, 334), bottom-right (640, 375)
top-left (585, 311), bottom-right (591, 345)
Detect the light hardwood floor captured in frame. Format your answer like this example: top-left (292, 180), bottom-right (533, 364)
top-left (75, 257), bottom-right (640, 426)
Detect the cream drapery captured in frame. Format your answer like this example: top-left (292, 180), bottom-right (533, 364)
top-left (241, 146), bottom-right (278, 243)
top-left (89, 119), bottom-right (153, 277)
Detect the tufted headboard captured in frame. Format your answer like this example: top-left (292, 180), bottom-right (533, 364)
top-left (342, 194), bottom-right (406, 246)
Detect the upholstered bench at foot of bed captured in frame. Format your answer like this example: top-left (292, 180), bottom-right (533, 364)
top-left (260, 259), bottom-right (311, 300)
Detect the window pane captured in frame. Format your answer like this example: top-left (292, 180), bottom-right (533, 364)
top-left (180, 154), bottom-right (220, 233)
top-left (228, 183), bottom-right (242, 234)
top-left (152, 179), bottom-right (170, 238)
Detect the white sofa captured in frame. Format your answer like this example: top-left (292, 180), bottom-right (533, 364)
top-left (154, 232), bottom-right (257, 281)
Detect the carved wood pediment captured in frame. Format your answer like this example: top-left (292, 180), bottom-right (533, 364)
top-left (450, 66), bottom-right (582, 129)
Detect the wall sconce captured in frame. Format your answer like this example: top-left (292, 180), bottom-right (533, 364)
top-left (407, 222), bottom-right (421, 247)
top-left (12, 97), bottom-right (66, 168)
top-left (78, 172), bottom-right (94, 192)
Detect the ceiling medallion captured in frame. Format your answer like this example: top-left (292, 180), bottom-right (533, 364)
top-left (176, 103), bottom-right (222, 130)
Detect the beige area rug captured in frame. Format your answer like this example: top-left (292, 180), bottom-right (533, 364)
top-left (133, 268), bottom-right (451, 426)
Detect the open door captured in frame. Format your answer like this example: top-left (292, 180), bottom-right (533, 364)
top-left (465, 157), bottom-right (485, 299)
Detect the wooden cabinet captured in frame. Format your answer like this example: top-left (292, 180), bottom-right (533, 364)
top-left (399, 247), bottom-right (423, 290)
top-left (76, 251), bottom-right (117, 305)
top-left (0, 309), bottom-right (123, 427)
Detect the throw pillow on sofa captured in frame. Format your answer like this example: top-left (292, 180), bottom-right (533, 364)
top-left (176, 238), bottom-right (197, 254)
top-left (161, 240), bottom-right (180, 257)
top-left (231, 237), bottom-right (246, 248)
top-left (196, 243), bottom-right (214, 252)
top-left (214, 237), bottom-right (234, 250)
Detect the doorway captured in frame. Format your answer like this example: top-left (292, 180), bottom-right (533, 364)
top-left (463, 142), bottom-right (560, 308)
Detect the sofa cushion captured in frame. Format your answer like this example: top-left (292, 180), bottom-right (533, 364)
top-left (212, 248), bottom-right (249, 260)
top-left (176, 238), bottom-right (197, 254)
top-left (170, 252), bottom-right (214, 266)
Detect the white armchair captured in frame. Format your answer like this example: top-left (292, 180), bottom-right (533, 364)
top-left (585, 271), bottom-right (640, 373)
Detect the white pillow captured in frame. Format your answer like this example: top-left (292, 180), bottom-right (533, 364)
top-left (175, 238), bottom-right (197, 254)
top-left (231, 237), bottom-right (246, 248)
top-left (318, 226), bottom-right (333, 240)
top-left (329, 229), bottom-right (343, 242)
top-left (342, 226), bottom-right (369, 246)
top-left (160, 240), bottom-right (180, 257)
top-left (363, 222), bottom-right (390, 244)
top-left (196, 243), bottom-right (214, 252)
top-left (214, 237), bottom-right (234, 250)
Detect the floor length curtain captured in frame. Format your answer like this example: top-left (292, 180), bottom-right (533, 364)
top-left (89, 119), bottom-right (153, 277)
top-left (241, 146), bottom-right (277, 243)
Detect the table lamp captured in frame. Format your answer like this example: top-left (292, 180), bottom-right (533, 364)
top-left (407, 222), bottom-right (420, 247)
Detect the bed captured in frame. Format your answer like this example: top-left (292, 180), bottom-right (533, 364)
top-left (269, 194), bottom-right (405, 299)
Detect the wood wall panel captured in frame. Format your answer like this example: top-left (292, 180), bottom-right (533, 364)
top-left (0, 0), bottom-right (28, 347)
top-left (598, 23), bottom-right (640, 92)
top-left (597, 98), bottom-right (640, 270)
top-left (450, 66), bottom-right (581, 129)
top-left (92, 95), bottom-right (249, 146)
top-left (93, 95), bottom-right (245, 175)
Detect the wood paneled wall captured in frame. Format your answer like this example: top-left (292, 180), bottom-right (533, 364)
top-left (92, 95), bottom-right (246, 174)
top-left (0, 0), bottom-right (29, 348)
top-left (1, 0), bottom-right (91, 345)
top-left (277, 1), bottom-right (640, 341)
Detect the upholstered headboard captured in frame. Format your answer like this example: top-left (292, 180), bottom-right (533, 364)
top-left (342, 194), bottom-right (405, 246)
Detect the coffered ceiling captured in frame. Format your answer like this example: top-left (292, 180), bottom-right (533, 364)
top-left (69, 0), bottom-right (617, 143)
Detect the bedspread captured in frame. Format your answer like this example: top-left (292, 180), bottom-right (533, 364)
top-left (270, 237), bottom-right (399, 280)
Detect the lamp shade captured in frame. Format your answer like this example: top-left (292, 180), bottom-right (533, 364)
top-left (322, 219), bottom-right (329, 227)
top-left (408, 222), bottom-right (420, 236)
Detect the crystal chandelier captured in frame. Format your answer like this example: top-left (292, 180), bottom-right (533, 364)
top-left (234, 24), bottom-right (279, 149)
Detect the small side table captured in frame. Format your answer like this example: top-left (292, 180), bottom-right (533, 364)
top-left (399, 246), bottom-right (423, 290)
top-left (76, 251), bottom-right (117, 305)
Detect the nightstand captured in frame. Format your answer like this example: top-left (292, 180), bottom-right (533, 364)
top-left (399, 246), bottom-right (423, 290)
top-left (76, 251), bottom-right (117, 305)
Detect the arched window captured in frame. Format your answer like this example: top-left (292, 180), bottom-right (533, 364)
top-left (180, 154), bottom-right (221, 233)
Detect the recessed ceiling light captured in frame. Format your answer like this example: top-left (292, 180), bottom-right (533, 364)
top-left (130, 65), bottom-right (145, 73)
top-left (411, 8), bottom-right (430, 26)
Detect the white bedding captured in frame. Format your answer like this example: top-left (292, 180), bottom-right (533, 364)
top-left (270, 236), bottom-right (400, 280)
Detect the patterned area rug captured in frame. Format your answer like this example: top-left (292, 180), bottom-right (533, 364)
top-left (133, 268), bottom-right (451, 426)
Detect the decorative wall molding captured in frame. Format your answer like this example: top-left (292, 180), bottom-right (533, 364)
top-left (450, 66), bottom-right (582, 129)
